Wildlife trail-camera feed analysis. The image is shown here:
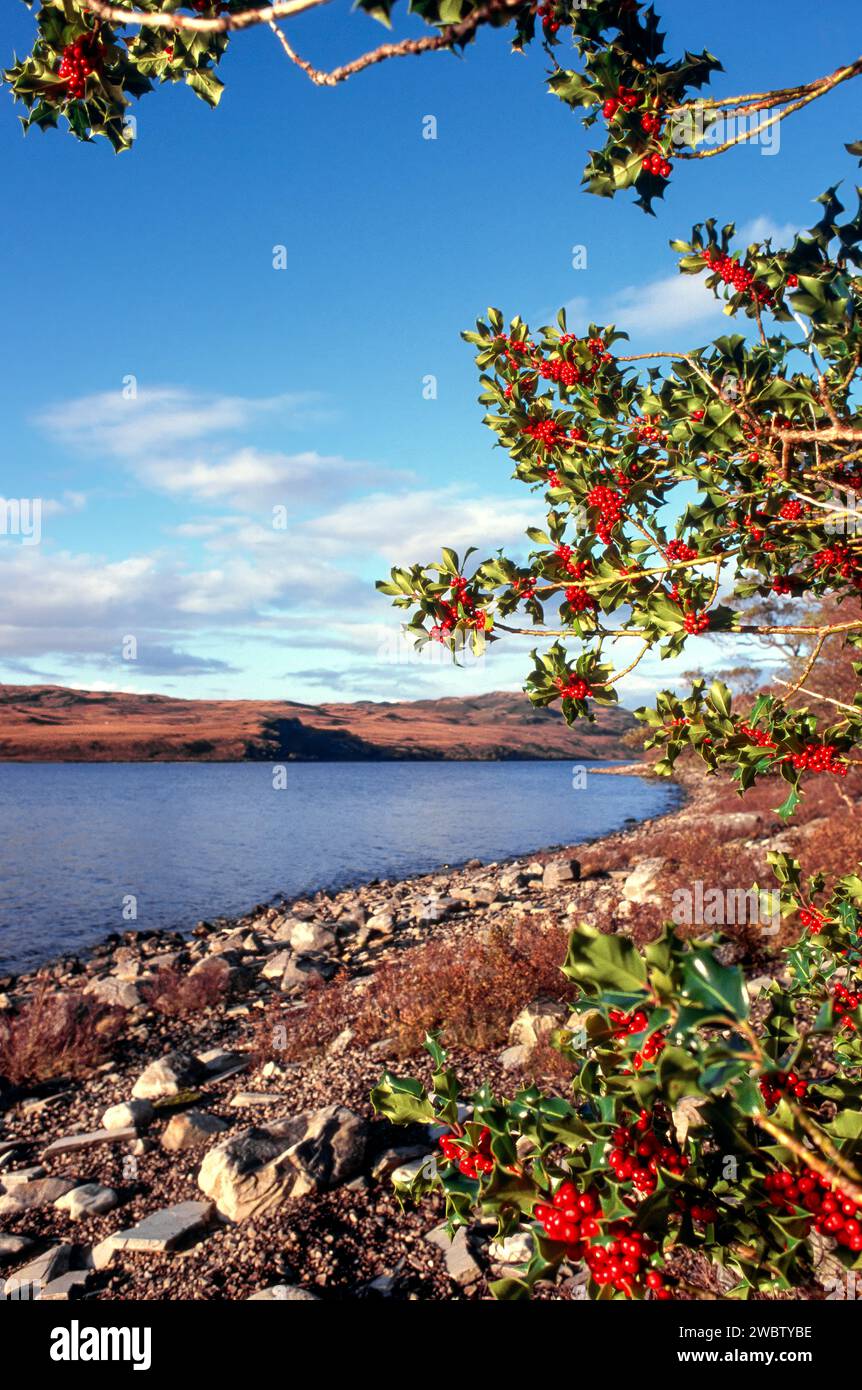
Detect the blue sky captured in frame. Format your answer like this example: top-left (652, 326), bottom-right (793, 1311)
top-left (1, 0), bottom-right (860, 706)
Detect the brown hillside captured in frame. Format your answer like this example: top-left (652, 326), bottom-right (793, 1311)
top-left (0, 685), bottom-right (639, 762)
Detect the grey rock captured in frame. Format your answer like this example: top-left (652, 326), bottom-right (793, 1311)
top-left (41, 1127), bottom-right (137, 1160)
top-left (622, 857), bottom-right (666, 906)
top-left (2, 1243), bottom-right (73, 1296)
top-left (489, 1231), bottom-right (534, 1267)
top-left (160, 1110), bottom-right (228, 1152)
top-left (102, 1099), bottom-right (154, 1131)
top-left (2, 1165), bottom-right (46, 1188)
top-left (543, 858), bottom-right (580, 891)
top-left (508, 998), bottom-right (567, 1050)
top-left (197, 1128), bottom-right (297, 1223)
top-left (498, 1044), bottom-right (529, 1070)
top-left (0, 1234), bottom-right (33, 1263)
top-left (0, 1176), bottom-right (80, 1216)
top-left (84, 975), bottom-right (140, 1010)
top-left (131, 1049), bottom-right (205, 1100)
top-left (281, 1105), bottom-right (368, 1199)
top-left (261, 950), bottom-right (292, 981)
top-left (108, 1200), bottom-right (214, 1252)
top-left (197, 1048), bottom-right (248, 1078)
top-left (426, 1224), bottom-right (481, 1287)
top-left (289, 920), bottom-right (336, 954)
top-left (54, 1183), bottom-right (119, 1220)
top-left (371, 1145), bottom-right (430, 1181)
top-left (41, 1268), bottom-right (92, 1301)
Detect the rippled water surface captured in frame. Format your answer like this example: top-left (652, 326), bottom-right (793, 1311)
top-left (0, 760), bottom-right (676, 972)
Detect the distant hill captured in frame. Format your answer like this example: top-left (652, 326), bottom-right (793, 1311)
top-left (0, 685), bottom-right (641, 762)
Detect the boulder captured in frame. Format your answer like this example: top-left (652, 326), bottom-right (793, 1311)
top-left (261, 950), bottom-right (292, 982)
top-left (0, 1177), bottom-right (80, 1217)
top-left (508, 998), bottom-right (567, 1050)
top-left (160, 1110), bottom-right (228, 1152)
top-left (102, 1099), bottom-right (154, 1132)
top-left (198, 1106), bottom-right (368, 1220)
top-left (288, 921), bottom-right (336, 954)
top-left (54, 1183), bottom-right (119, 1220)
top-left (621, 857), bottom-right (667, 907)
top-left (197, 1128), bottom-right (297, 1223)
top-left (84, 976), bottom-right (140, 1010)
top-left (131, 1049), bottom-right (206, 1101)
top-left (108, 1200), bottom-right (215, 1253)
top-left (542, 858), bottom-right (580, 891)
top-left (426, 1224), bottom-right (481, 1287)
top-left (277, 1105), bottom-right (368, 1198)
top-left (1, 1243), bottom-right (73, 1297)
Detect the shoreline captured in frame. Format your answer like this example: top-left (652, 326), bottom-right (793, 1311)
top-left (0, 762), bottom-right (676, 986)
top-left (0, 767), bottom-right (708, 1302)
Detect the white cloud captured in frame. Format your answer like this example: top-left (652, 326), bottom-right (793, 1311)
top-left (739, 216), bottom-right (798, 248)
top-left (597, 273), bottom-right (727, 337)
top-left (307, 486), bottom-right (536, 562)
top-left (138, 446), bottom-right (399, 510)
top-left (38, 387), bottom-right (319, 459)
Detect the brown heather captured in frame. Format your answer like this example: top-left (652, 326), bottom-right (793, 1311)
top-left (255, 916), bottom-right (575, 1064)
top-left (0, 981), bottom-right (125, 1088)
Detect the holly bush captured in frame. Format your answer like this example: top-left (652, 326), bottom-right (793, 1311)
top-left (372, 178), bottom-right (862, 1296)
top-left (5, 0), bottom-right (861, 210)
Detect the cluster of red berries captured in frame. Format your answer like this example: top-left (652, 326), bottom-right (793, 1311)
top-left (602, 85), bottom-right (640, 119)
top-left (683, 611), bottom-right (710, 635)
top-left (586, 485), bottom-right (624, 544)
top-left (642, 152), bottom-right (673, 179)
top-left (759, 1068), bottom-right (808, 1108)
top-left (534, 1180), bottom-right (601, 1247)
top-left (702, 246), bottom-right (774, 306)
top-left (607, 1109), bottom-right (688, 1195)
top-left (764, 1167), bottom-right (862, 1251)
top-left (813, 544), bottom-right (861, 585)
top-left (555, 545), bottom-right (589, 579)
top-left (799, 905), bottom-right (829, 933)
top-left (779, 499), bottom-right (805, 522)
top-left (630, 416), bottom-right (666, 445)
top-left (788, 742), bottom-right (847, 776)
top-left (431, 576), bottom-right (486, 638)
top-left (438, 1127), bottom-right (494, 1179)
top-left (555, 674), bottom-right (592, 701)
top-left (534, 1183), bottom-right (670, 1297)
top-left (539, 358), bottom-right (597, 388)
top-left (666, 539), bottom-right (698, 564)
top-left (739, 721), bottom-right (777, 749)
top-left (832, 981), bottom-right (861, 1031)
top-left (512, 575), bottom-right (537, 600)
top-left (523, 418), bottom-right (566, 452)
top-left (58, 34), bottom-right (103, 100)
top-left (772, 575), bottom-right (793, 594)
top-left (609, 1008), bottom-right (667, 1068)
top-left (586, 1224), bottom-right (668, 1296)
top-left (564, 584), bottom-right (598, 613)
top-left (536, 2), bottom-right (561, 36)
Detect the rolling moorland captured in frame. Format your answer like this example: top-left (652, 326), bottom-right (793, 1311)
top-left (0, 685), bottom-right (639, 762)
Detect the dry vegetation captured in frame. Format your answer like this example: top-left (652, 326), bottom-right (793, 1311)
top-left (255, 916), bottom-right (575, 1066)
top-left (0, 982), bottom-right (125, 1089)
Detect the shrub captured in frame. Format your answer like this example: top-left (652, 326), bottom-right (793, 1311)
top-left (0, 982), bottom-right (125, 1088)
top-left (254, 917), bottom-right (573, 1064)
top-left (140, 963), bottom-right (227, 1018)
